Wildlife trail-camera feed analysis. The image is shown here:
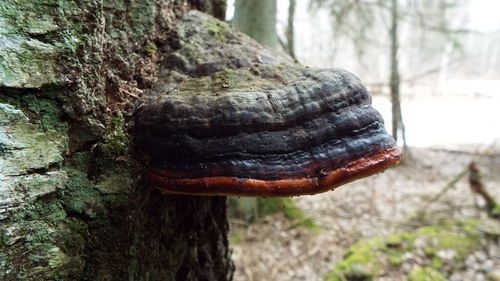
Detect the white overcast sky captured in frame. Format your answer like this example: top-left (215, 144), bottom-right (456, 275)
top-left (227, 0), bottom-right (500, 33)
top-left (467, 0), bottom-right (500, 32)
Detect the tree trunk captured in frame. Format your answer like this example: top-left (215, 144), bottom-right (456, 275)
top-left (286, 0), bottom-right (297, 60)
top-left (232, 0), bottom-right (278, 48)
top-left (0, 1), bottom-right (233, 280)
top-left (389, 0), bottom-right (406, 149)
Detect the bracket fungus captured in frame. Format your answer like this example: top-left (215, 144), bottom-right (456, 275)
top-left (134, 12), bottom-right (401, 197)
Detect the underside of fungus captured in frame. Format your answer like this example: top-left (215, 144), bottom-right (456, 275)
top-left (134, 11), bottom-right (401, 197)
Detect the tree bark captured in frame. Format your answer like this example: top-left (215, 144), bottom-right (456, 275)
top-left (0, 1), bottom-right (233, 280)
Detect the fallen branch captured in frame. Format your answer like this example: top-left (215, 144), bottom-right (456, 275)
top-left (469, 162), bottom-right (500, 219)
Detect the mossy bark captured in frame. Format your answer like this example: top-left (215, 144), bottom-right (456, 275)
top-left (0, 1), bottom-right (232, 280)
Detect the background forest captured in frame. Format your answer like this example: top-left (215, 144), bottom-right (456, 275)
top-left (226, 0), bottom-right (500, 280)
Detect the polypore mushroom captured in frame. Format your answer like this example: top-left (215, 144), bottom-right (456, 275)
top-left (135, 64), bottom-right (401, 197)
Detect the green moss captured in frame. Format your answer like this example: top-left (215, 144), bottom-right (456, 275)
top-left (229, 229), bottom-right (247, 245)
top-left (176, 65), bottom-right (292, 95)
top-left (145, 42), bottom-right (157, 54)
top-left (128, 0), bottom-right (156, 35)
top-left (5, 194), bottom-right (66, 226)
top-left (179, 40), bottom-right (203, 61)
top-left (200, 18), bottom-right (233, 42)
top-left (257, 198), bottom-right (318, 231)
top-left (99, 115), bottom-right (130, 158)
top-left (228, 196), bottom-right (318, 231)
top-left (388, 255), bottom-right (404, 266)
top-left (111, 116), bottom-right (123, 128)
top-left (227, 197), bottom-right (258, 221)
top-left (417, 225), bottom-right (478, 262)
top-left (407, 266), bottom-right (448, 281)
top-left (432, 256), bottom-right (444, 268)
top-left (0, 193), bottom-right (87, 280)
top-left (325, 219), bottom-right (484, 281)
top-left (57, 221), bottom-right (87, 255)
top-left (325, 238), bottom-right (382, 281)
top-left (67, 151), bottom-right (92, 170)
top-left (490, 201), bottom-right (500, 218)
top-left (102, 131), bottom-right (129, 155)
top-left (0, 231), bottom-right (7, 248)
top-left (213, 69), bottom-right (237, 88)
top-left (65, 218), bottom-right (88, 234)
top-left (0, 0), bottom-right (87, 88)
top-left (34, 197), bottom-right (68, 225)
top-left (0, 92), bottom-right (68, 134)
top-left (178, 68), bottom-right (245, 93)
top-left (96, 166), bottom-right (134, 194)
top-left (63, 168), bottom-right (105, 219)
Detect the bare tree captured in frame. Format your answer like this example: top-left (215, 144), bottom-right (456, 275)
top-left (286, 0), bottom-right (298, 59)
top-left (389, 0), bottom-right (407, 147)
top-left (309, 0), bottom-right (465, 150)
top-left (233, 0), bottom-right (278, 48)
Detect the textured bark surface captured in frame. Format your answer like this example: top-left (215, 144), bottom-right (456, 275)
top-left (0, 1), bottom-right (232, 280)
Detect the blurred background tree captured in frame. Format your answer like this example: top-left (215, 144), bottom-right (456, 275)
top-left (308, 0), bottom-right (468, 151)
top-left (233, 0), bottom-right (278, 47)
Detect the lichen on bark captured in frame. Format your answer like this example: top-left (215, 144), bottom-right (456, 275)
top-left (0, 102), bottom-right (77, 279)
top-left (1, 1), bottom-right (233, 280)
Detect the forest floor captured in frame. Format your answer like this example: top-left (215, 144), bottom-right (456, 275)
top-left (229, 146), bottom-right (500, 281)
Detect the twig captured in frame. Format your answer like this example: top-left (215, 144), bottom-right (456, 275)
top-left (417, 166), bottom-right (468, 217)
top-left (366, 58), bottom-right (465, 88)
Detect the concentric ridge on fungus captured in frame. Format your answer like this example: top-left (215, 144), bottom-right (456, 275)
top-left (135, 64), bottom-right (401, 197)
top-left (134, 11), bottom-right (400, 197)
